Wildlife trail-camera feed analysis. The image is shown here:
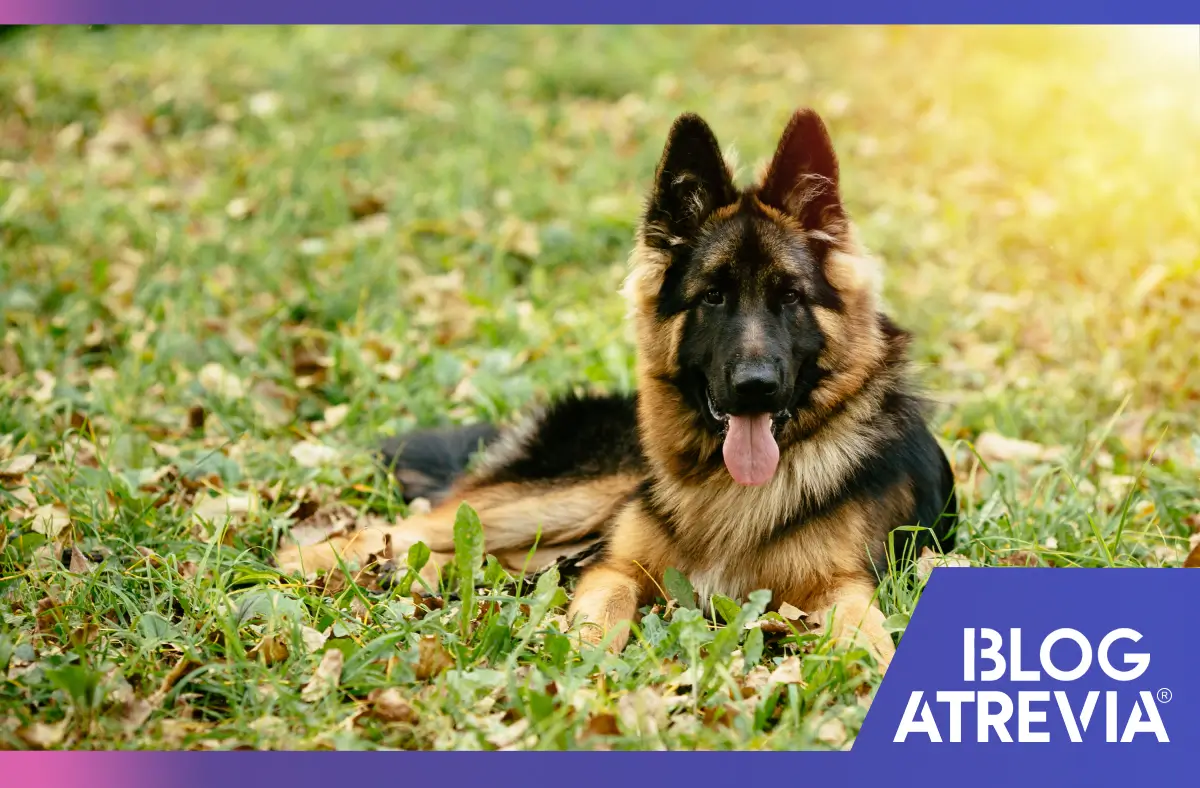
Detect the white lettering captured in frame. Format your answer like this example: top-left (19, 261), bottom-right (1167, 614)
top-left (977, 691), bottom-right (1014, 742)
top-left (1017, 691), bottom-right (1050, 742)
top-left (936, 691), bottom-right (975, 742)
top-left (1010, 628), bottom-right (1041, 681)
top-left (978, 628), bottom-right (1006, 681)
top-left (895, 691), bottom-right (942, 742)
top-left (1098, 628), bottom-right (1149, 681)
top-left (1041, 628), bottom-right (1092, 681)
top-left (1120, 692), bottom-right (1169, 742)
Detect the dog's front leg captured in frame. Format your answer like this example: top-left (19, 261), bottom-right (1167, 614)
top-left (810, 580), bottom-right (896, 670)
top-left (567, 502), bottom-right (666, 653)
top-left (569, 565), bottom-right (647, 653)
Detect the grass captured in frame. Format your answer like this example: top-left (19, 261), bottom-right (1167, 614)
top-left (1, 25), bottom-right (1198, 751)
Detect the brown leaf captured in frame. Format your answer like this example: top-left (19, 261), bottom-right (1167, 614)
top-left (414, 635), bottom-right (454, 680)
top-left (156, 654), bottom-right (196, 698)
top-left (817, 717), bottom-right (848, 747)
top-left (192, 493), bottom-right (258, 528)
top-left (1184, 543), bottom-right (1200, 569)
top-left (778, 601), bottom-right (807, 621)
top-left (975, 432), bottom-right (1065, 464)
top-left (348, 192), bottom-right (387, 221)
top-left (250, 633), bottom-right (289, 665)
top-left (68, 546), bottom-right (93, 574)
top-left (616, 687), bottom-right (667, 738)
top-left (916, 547), bottom-right (972, 580)
top-left (301, 648), bottom-right (345, 702)
top-left (35, 596), bottom-right (63, 633)
top-left (999, 550), bottom-right (1045, 567)
top-left (286, 503), bottom-right (357, 548)
top-left (583, 712), bottom-right (620, 738)
top-left (29, 504), bottom-right (71, 538)
top-left (121, 697), bottom-right (156, 733)
top-left (702, 705), bottom-right (735, 729)
top-left (69, 622), bottom-right (100, 647)
top-left (485, 717), bottom-right (531, 750)
top-left (756, 613), bottom-right (794, 635)
top-left (367, 687), bottom-right (417, 723)
top-left (0, 342), bottom-right (21, 378)
top-left (197, 362), bottom-right (245, 398)
top-left (768, 655), bottom-right (806, 687)
top-left (17, 720), bottom-right (68, 749)
top-left (0, 453), bottom-right (36, 479)
top-left (291, 348), bottom-right (331, 378)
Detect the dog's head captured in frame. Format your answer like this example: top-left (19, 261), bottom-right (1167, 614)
top-left (626, 109), bottom-right (892, 486)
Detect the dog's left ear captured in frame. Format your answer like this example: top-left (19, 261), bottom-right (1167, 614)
top-left (758, 109), bottom-right (844, 232)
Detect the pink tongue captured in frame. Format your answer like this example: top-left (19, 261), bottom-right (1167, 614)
top-left (722, 414), bottom-right (780, 486)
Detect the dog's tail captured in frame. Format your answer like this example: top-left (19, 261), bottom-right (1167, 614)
top-left (379, 423), bottom-right (501, 504)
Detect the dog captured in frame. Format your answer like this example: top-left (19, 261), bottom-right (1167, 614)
top-left (275, 107), bottom-right (958, 668)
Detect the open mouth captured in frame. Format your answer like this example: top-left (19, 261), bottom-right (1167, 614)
top-left (704, 389), bottom-right (791, 435)
top-left (705, 387), bottom-right (791, 487)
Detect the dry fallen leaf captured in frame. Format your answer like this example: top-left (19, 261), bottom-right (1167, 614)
top-left (225, 197), bottom-right (255, 221)
top-left (583, 712), bottom-right (621, 739)
top-left (768, 656), bottom-right (805, 686)
top-left (121, 697), bottom-right (156, 733)
top-left (321, 403), bottom-right (350, 430)
top-left (367, 687), bottom-right (418, 723)
top-left (286, 504), bottom-right (357, 548)
top-left (916, 546), bottom-right (972, 580)
top-left (1184, 543), bottom-right (1200, 568)
top-left (0, 453), bottom-right (35, 479)
top-left (30, 370), bottom-right (56, 404)
top-left (289, 442), bottom-right (340, 468)
top-left (301, 648), bottom-right (345, 702)
top-left (975, 432), bottom-right (1065, 464)
top-left (617, 687), bottom-right (667, 738)
top-left (29, 504), bottom-right (71, 538)
top-left (778, 601), bottom-right (806, 621)
top-left (817, 717), bottom-right (848, 747)
top-left (250, 633), bottom-right (289, 665)
top-left (414, 635), bottom-right (454, 680)
top-left (192, 493), bottom-right (258, 529)
top-left (69, 623), bottom-right (100, 647)
top-left (300, 626), bottom-right (329, 653)
top-left (197, 362), bottom-right (245, 399)
top-left (999, 550), bottom-right (1044, 567)
top-left (68, 547), bottom-right (94, 574)
top-left (17, 720), bottom-right (68, 749)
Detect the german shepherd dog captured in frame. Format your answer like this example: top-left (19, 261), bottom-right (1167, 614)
top-left (276, 108), bottom-right (958, 667)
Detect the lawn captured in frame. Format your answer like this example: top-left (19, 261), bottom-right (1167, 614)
top-left (1, 25), bottom-right (1198, 751)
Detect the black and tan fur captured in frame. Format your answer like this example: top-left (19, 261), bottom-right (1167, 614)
top-left (275, 108), bottom-right (958, 667)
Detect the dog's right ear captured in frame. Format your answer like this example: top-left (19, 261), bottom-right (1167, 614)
top-left (641, 113), bottom-right (737, 250)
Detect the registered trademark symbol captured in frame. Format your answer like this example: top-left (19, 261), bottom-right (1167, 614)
top-left (1157, 688), bottom-right (1173, 703)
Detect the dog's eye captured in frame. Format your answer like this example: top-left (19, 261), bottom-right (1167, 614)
top-left (703, 289), bottom-right (725, 306)
top-left (780, 289), bottom-right (802, 305)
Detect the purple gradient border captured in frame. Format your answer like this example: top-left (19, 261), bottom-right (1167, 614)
top-left (0, 0), bottom-right (1197, 24)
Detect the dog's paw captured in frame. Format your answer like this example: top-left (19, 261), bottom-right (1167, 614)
top-left (813, 601), bottom-right (896, 671)
top-left (273, 531), bottom-right (388, 577)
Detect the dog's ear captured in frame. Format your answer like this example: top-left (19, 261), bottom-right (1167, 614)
top-left (642, 113), bottom-right (737, 250)
top-left (758, 109), bottom-right (844, 233)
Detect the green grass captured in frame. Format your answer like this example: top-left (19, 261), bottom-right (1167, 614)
top-left (1, 25), bottom-right (1198, 751)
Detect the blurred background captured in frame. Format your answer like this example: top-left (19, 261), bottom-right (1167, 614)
top-left (1, 24), bottom-right (1198, 535)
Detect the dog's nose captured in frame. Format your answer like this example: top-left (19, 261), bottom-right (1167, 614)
top-left (730, 361), bottom-right (780, 406)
